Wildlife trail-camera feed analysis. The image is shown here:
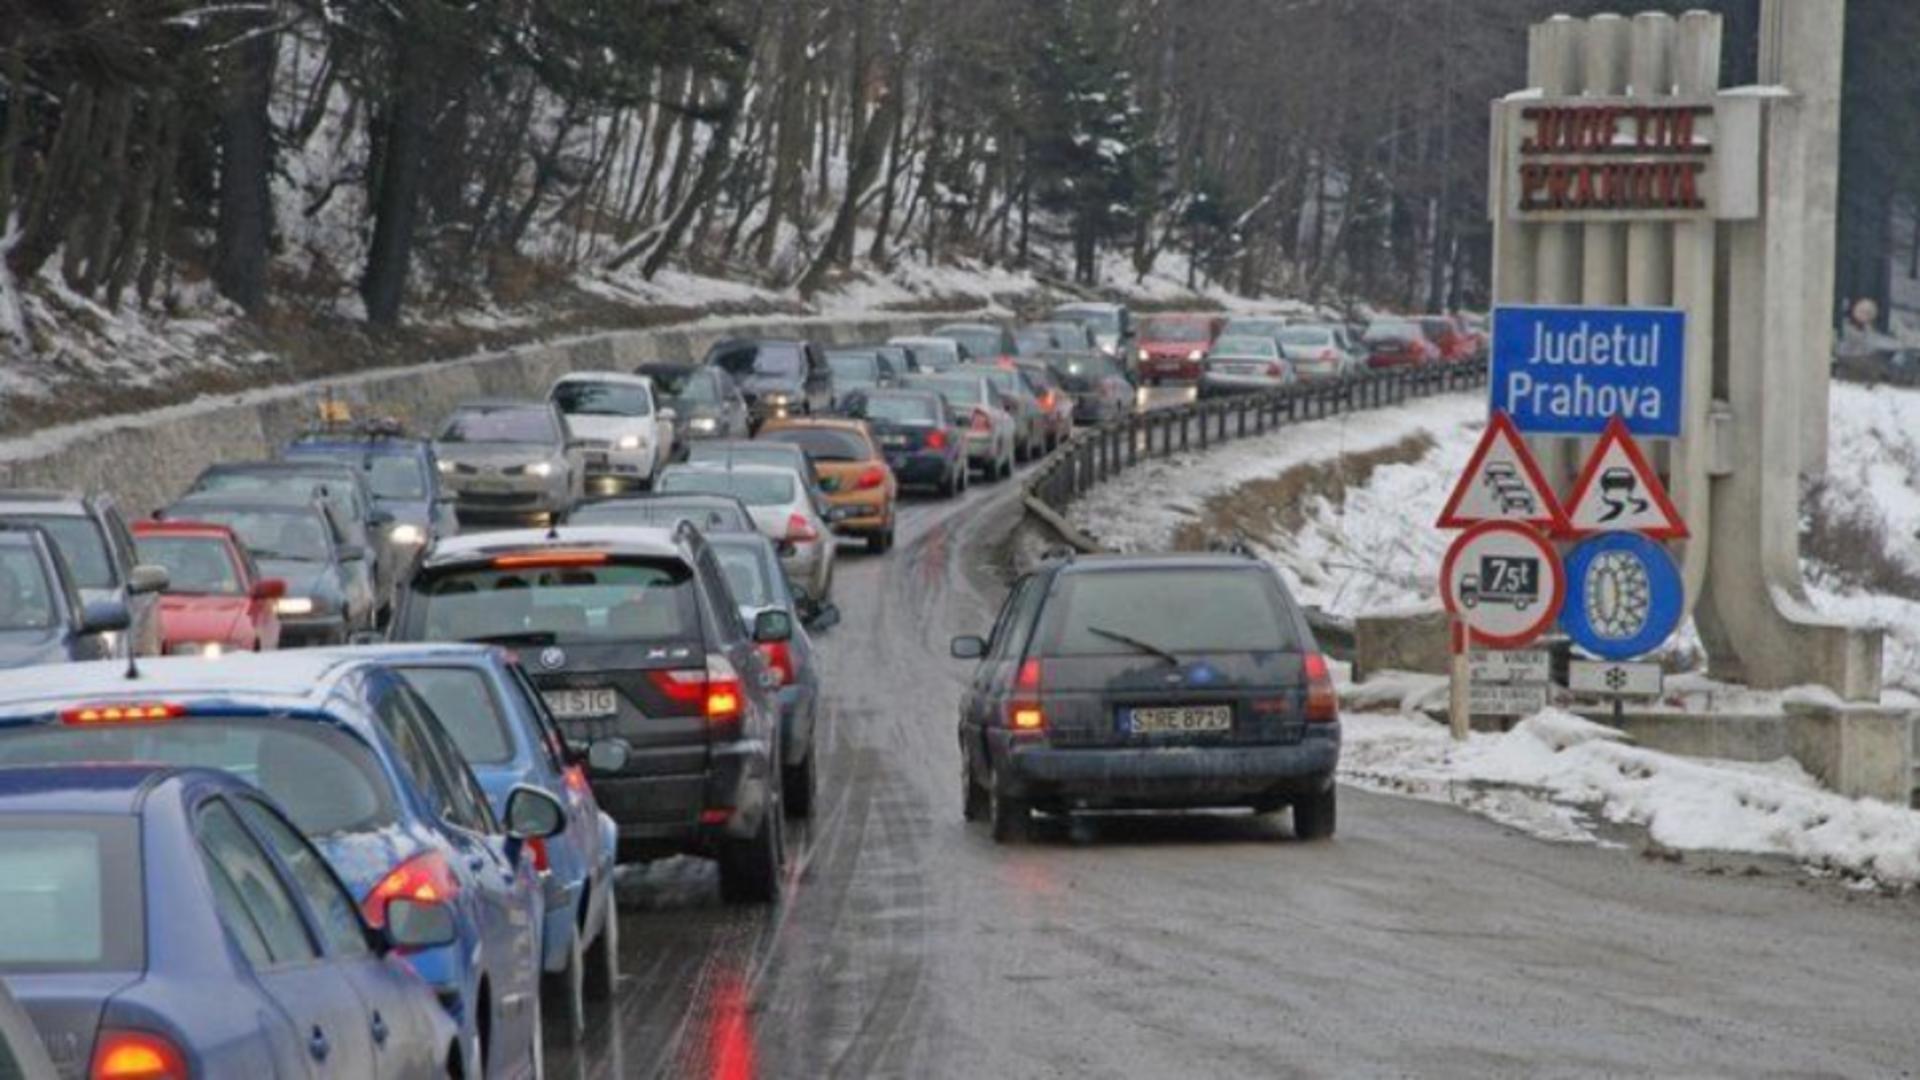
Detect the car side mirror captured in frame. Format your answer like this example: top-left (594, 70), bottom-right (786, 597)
top-left (504, 785), bottom-right (566, 840)
top-left (754, 609), bottom-right (794, 644)
top-left (80, 600), bottom-right (132, 635)
top-left (384, 898), bottom-right (457, 950)
top-left (127, 564), bottom-right (169, 596)
top-left (251, 578), bottom-right (287, 601)
top-left (950, 635), bottom-right (987, 660)
top-left (806, 601), bottom-right (841, 632)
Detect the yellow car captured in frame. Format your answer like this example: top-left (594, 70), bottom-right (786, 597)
top-left (757, 418), bottom-right (899, 553)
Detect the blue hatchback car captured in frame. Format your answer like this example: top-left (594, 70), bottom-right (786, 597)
top-left (0, 654), bottom-right (565, 1079)
top-left (0, 764), bottom-right (457, 1079)
top-left (336, 643), bottom-right (621, 1030)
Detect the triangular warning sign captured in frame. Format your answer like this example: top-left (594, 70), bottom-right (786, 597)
top-left (1563, 417), bottom-right (1689, 539)
top-left (1436, 411), bottom-right (1569, 533)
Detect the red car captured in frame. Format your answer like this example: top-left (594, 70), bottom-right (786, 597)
top-left (1417, 314), bottom-right (1480, 364)
top-left (131, 521), bottom-right (285, 657)
top-left (1135, 313), bottom-right (1225, 383)
top-left (1362, 318), bottom-right (1442, 369)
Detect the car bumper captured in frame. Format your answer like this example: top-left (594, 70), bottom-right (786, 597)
top-left (825, 494), bottom-right (890, 534)
top-left (965, 432), bottom-right (998, 463)
top-left (1200, 373), bottom-right (1287, 395)
top-left (994, 729), bottom-right (1340, 807)
top-left (595, 737), bottom-right (775, 861)
top-left (780, 544), bottom-right (827, 589)
top-left (540, 872), bottom-right (587, 973)
top-left (884, 452), bottom-right (954, 485)
top-left (1140, 357), bottom-right (1202, 381)
top-left (277, 615), bottom-right (347, 648)
top-left (583, 450), bottom-right (656, 493)
top-left (446, 479), bottom-right (571, 515)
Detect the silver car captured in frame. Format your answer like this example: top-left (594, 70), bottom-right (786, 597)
top-left (1278, 324), bottom-right (1363, 380)
top-left (888, 336), bottom-right (967, 373)
top-left (434, 400), bottom-right (582, 523)
top-left (903, 372), bottom-right (1017, 482)
top-left (1200, 335), bottom-right (1297, 396)
top-left (957, 363), bottom-right (1048, 461)
top-left (655, 463), bottom-right (838, 602)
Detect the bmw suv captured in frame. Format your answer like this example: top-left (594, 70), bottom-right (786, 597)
top-left (389, 524), bottom-right (792, 903)
top-left (951, 550), bottom-right (1341, 842)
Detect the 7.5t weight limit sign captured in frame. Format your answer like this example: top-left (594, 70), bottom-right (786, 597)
top-left (1440, 522), bottom-right (1566, 649)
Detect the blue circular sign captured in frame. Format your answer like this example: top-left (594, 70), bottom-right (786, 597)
top-left (1560, 532), bottom-right (1684, 661)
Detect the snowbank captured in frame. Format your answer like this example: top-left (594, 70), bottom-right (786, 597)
top-left (1342, 710), bottom-right (1920, 887)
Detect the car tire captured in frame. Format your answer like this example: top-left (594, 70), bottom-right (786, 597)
top-left (962, 760), bottom-right (988, 822)
top-left (583, 898), bottom-right (619, 1003)
top-left (543, 927), bottom-right (587, 1037)
top-left (988, 764), bottom-right (1030, 844)
top-left (528, 993), bottom-right (546, 1080)
top-left (783, 748), bottom-right (816, 819)
top-left (1293, 785), bottom-right (1337, 841)
top-left (866, 527), bottom-right (894, 555)
top-left (719, 788), bottom-right (786, 905)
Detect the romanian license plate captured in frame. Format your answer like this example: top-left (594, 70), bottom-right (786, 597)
top-left (543, 688), bottom-right (618, 719)
top-left (880, 434), bottom-right (910, 448)
top-left (1125, 705), bottom-right (1232, 735)
top-left (584, 452), bottom-right (609, 469)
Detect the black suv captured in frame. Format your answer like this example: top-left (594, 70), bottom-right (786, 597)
top-left (389, 523), bottom-right (793, 902)
top-left (702, 339), bottom-right (834, 427)
top-left (951, 551), bottom-right (1341, 843)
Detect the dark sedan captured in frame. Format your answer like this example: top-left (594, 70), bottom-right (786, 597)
top-left (850, 389), bottom-right (968, 497)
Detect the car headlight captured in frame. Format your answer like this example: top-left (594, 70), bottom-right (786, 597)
top-left (389, 523), bottom-right (426, 546)
top-left (1100, 342), bottom-right (1118, 357)
top-left (436, 460), bottom-right (456, 474)
top-left (526, 461), bottom-right (555, 478)
top-left (1187, 349), bottom-right (1204, 362)
top-left (616, 435), bottom-right (643, 451)
top-left (277, 597), bottom-right (315, 617)
top-left (764, 392), bottom-right (791, 407)
top-left (690, 417), bottom-right (719, 434)
top-left (1137, 348), bottom-right (1150, 362)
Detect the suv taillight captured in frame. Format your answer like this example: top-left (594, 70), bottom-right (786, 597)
top-left (1303, 653), bottom-right (1338, 723)
top-left (926, 430), bottom-right (949, 450)
top-left (649, 655), bottom-right (746, 725)
top-left (758, 639), bottom-right (795, 687)
top-left (1006, 658), bottom-right (1045, 731)
top-left (91, 1029), bottom-right (187, 1080)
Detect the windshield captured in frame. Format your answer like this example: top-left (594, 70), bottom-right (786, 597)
top-left (570, 499), bottom-right (753, 533)
top-left (440, 407), bottom-right (558, 445)
top-left (865, 395), bottom-right (940, 425)
top-left (134, 535), bottom-right (242, 595)
top-left (0, 719), bottom-right (397, 835)
top-left (939, 329), bottom-right (1003, 359)
top-left (1211, 336), bottom-right (1279, 358)
top-left (396, 667), bottom-right (514, 765)
top-left (658, 469), bottom-right (797, 507)
top-left (910, 376), bottom-right (987, 408)
top-left (0, 547), bottom-right (57, 630)
top-left (1038, 569), bottom-right (1300, 656)
top-left (287, 447), bottom-right (429, 502)
top-left (553, 380), bottom-right (653, 418)
top-left (185, 508), bottom-right (331, 563)
top-left (825, 353), bottom-right (882, 384)
top-left (670, 372), bottom-right (719, 405)
top-left (1053, 307), bottom-right (1121, 333)
top-left (3, 515), bottom-right (113, 591)
top-left (404, 559), bottom-right (701, 644)
top-left (1224, 319), bottom-right (1286, 338)
top-left (1279, 328), bottom-right (1335, 347)
top-left (712, 343), bottom-right (803, 379)
top-left (761, 428), bottom-right (870, 462)
top-left (0, 818), bottom-right (141, 972)
top-left (1141, 318), bottom-right (1211, 343)
top-left (713, 544), bottom-right (776, 609)
top-left (1418, 318), bottom-right (1454, 341)
top-left (686, 444), bottom-right (806, 474)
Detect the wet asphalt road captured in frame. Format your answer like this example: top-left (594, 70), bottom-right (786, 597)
top-left (545, 399), bottom-right (1920, 1079)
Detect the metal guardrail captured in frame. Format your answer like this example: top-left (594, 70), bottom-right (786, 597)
top-left (1022, 361), bottom-right (1492, 553)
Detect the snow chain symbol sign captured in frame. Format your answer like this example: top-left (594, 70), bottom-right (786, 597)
top-left (1561, 532), bottom-right (1685, 661)
top-left (1441, 522), bottom-right (1566, 649)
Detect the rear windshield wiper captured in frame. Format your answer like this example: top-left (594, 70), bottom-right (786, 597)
top-left (1084, 625), bottom-right (1181, 666)
top-left (464, 631), bottom-right (559, 647)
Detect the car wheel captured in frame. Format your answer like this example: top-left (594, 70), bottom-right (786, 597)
top-left (962, 759), bottom-right (988, 822)
top-left (939, 469), bottom-right (958, 498)
top-left (1293, 785), bottom-right (1337, 841)
top-left (583, 895), bottom-right (619, 1003)
top-left (866, 528), bottom-right (893, 555)
top-left (783, 747), bottom-right (816, 819)
top-left (719, 786), bottom-right (786, 904)
top-left (988, 763), bottom-right (1030, 844)
top-left (542, 926), bottom-right (587, 1037)
top-left (1000, 454), bottom-right (1014, 481)
top-left (527, 992), bottom-right (546, 1080)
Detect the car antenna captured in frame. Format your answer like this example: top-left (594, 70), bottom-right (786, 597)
top-left (546, 518), bottom-right (562, 541)
top-left (124, 644), bottom-right (141, 681)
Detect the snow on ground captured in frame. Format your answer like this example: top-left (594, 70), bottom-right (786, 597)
top-left (1342, 709), bottom-right (1920, 888)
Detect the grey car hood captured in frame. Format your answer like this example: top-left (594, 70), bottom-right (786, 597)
top-left (434, 442), bottom-right (561, 467)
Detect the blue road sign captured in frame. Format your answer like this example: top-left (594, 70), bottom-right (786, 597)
top-left (1560, 532), bottom-right (1685, 661)
top-left (1490, 305), bottom-right (1687, 438)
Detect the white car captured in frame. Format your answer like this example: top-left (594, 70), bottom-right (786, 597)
top-left (654, 463), bottom-right (838, 602)
top-left (550, 372), bottom-right (674, 495)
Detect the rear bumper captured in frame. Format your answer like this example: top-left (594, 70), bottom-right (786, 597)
top-left (595, 736), bottom-right (774, 861)
top-left (885, 453), bottom-right (954, 485)
top-left (825, 493), bottom-right (890, 533)
top-left (1140, 357), bottom-right (1202, 381)
top-left (994, 729), bottom-right (1340, 807)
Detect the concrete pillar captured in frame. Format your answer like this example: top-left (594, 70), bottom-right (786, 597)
top-left (1668, 11), bottom-right (1720, 618)
top-left (1528, 16), bottom-right (1586, 488)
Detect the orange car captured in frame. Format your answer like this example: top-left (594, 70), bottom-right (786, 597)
top-left (757, 418), bottom-right (898, 553)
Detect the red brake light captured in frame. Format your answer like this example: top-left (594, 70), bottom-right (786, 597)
top-left (1303, 653), bottom-right (1339, 723)
top-left (1008, 658), bottom-right (1045, 731)
top-left (785, 513), bottom-right (819, 543)
top-left (855, 465), bottom-right (886, 490)
top-left (757, 640), bottom-right (796, 687)
top-left (649, 657), bottom-right (745, 723)
top-left (926, 430), bottom-right (948, 450)
top-left (360, 851), bottom-right (460, 928)
top-left (492, 551), bottom-right (607, 570)
top-left (91, 1030), bottom-right (187, 1080)
top-left (61, 703), bottom-right (184, 726)
top-left (970, 409), bottom-right (992, 432)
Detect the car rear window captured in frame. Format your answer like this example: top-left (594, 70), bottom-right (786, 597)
top-left (0, 547), bottom-right (58, 631)
top-left (570, 500), bottom-right (753, 533)
top-left (1140, 318), bottom-right (1211, 342)
top-left (910, 377), bottom-right (986, 408)
top-left (135, 535), bottom-right (243, 595)
top-left (2, 515), bottom-right (113, 591)
top-left (865, 395), bottom-right (939, 425)
top-left (0, 719), bottom-right (397, 835)
top-left (440, 407), bottom-right (558, 445)
top-left (553, 380), bottom-right (653, 418)
top-left (1038, 569), bottom-right (1301, 657)
top-left (396, 667), bottom-right (515, 765)
top-left (658, 470), bottom-right (796, 507)
top-left (403, 557), bottom-right (702, 644)
top-left (1279, 328), bottom-right (1334, 346)
top-left (1211, 336), bottom-right (1278, 357)
top-left (939, 329), bottom-right (1003, 359)
top-left (1365, 321), bottom-right (1421, 343)
top-left (760, 428), bottom-right (869, 462)
top-left (712, 343), bottom-right (803, 378)
top-left (825, 353), bottom-right (882, 383)
top-left (0, 817), bottom-right (141, 972)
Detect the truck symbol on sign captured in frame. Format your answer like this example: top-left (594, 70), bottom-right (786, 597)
top-left (1459, 555), bottom-right (1542, 611)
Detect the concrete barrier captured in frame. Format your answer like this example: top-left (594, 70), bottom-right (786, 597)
top-left (0, 313), bottom-right (956, 516)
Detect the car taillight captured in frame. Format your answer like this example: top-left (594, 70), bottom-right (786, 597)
top-left (649, 656), bottom-right (745, 724)
top-left (91, 1030), bottom-right (187, 1080)
top-left (563, 765), bottom-right (592, 798)
top-left (61, 703), bottom-right (184, 726)
top-left (1266, 363), bottom-right (1286, 377)
top-left (1040, 390), bottom-right (1057, 410)
top-left (926, 430), bottom-right (948, 450)
top-left (758, 639), bottom-right (795, 687)
top-left (855, 465), bottom-right (886, 490)
top-left (360, 851), bottom-right (460, 929)
top-left (970, 409), bottom-right (992, 432)
top-left (1007, 658), bottom-right (1045, 731)
top-left (1303, 653), bottom-right (1339, 723)
top-left (786, 513), bottom-right (819, 543)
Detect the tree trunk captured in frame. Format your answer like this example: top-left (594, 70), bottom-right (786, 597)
top-left (362, 44), bottom-right (431, 327)
top-left (634, 83), bottom-right (744, 280)
top-left (213, 23), bottom-right (276, 314)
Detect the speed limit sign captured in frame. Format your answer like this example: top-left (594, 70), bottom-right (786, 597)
top-left (1440, 521), bottom-right (1566, 648)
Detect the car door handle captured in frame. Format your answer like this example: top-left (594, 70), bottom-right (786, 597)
top-left (308, 1026), bottom-right (330, 1062)
top-left (371, 1012), bottom-right (388, 1046)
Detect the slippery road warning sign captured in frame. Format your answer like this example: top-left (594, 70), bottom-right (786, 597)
top-left (1562, 418), bottom-right (1689, 539)
top-left (1440, 522), bottom-right (1566, 649)
top-left (1436, 411), bottom-right (1570, 534)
